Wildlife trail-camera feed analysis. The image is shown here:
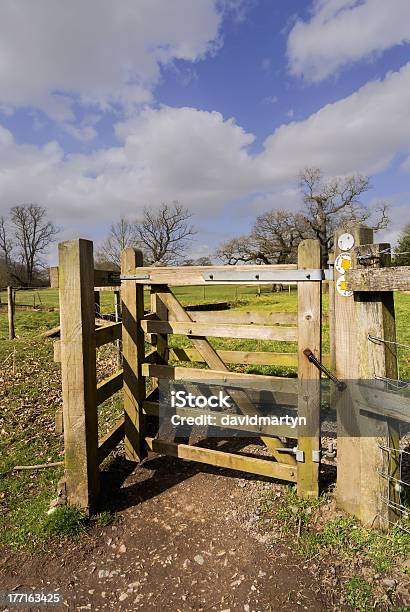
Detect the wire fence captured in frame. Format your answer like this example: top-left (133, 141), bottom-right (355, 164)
top-left (379, 444), bottom-right (410, 532)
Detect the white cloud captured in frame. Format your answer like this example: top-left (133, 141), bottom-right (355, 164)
top-left (0, 0), bottom-right (226, 132)
top-left (263, 95), bottom-right (279, 105)
top-left (287, 0), bottom-right (410, 81)
top-left (2, 62), bottom-right (410, 240)
top-left (0, 107), bottom-right (261, 233)
top-left (259, 62), bottom-right (410, 180)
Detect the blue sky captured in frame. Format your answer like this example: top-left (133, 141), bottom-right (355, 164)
top-left (0, 0), bottom-right (410, 261)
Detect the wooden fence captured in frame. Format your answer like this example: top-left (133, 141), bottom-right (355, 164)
top-left (51, 224), bottom-right (410, 530)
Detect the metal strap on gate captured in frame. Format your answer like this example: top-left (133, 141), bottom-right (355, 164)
top-left (120, 274), bottom-right (151, 280)
top-left (202, 269), bottom-right (327, 283)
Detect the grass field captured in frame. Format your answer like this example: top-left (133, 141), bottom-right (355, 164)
top-left (0, 285), bottom-right (409, 549)
top-left (1, 284), bottom-right (409, 377)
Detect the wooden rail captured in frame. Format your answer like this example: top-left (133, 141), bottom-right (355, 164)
top-left (346, 265), bottom-right (410, 292)
top-left (170, 310), bottom-right (298, 326)
top-left (97, 419), bottom-right (125, 464)
top-left (141, 319), bottom-right (298, 342)
top-left (96, 371), bottom-right (123, 406)
top-left (144, 437), bottom-right (297, 481)
top-left (141, 363), bottom-right (298, 397)
top-left (169, 347), bottom-right (330, 368)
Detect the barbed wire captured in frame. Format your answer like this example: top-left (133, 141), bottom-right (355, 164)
top-left (368, 334), bottom-right (410, 351)
top-left (357, 247), bottom-right (410, 262)
top-left (368, 334), bottom-right (410, 385)
top-left (374, 375), bottom-right (410, 390)
top-left (378, 443), bottom-right (410, 532)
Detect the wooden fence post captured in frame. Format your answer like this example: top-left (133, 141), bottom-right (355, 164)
top-left (327, 252), bottom-right (336, 375)
top-left (334, 224), bottom-right (373, 518)
top-left (121, 248), bottom-right (146, 462)
top-left (297, 239), bottom-right (322, 499)
top-left (114, 290), bottom-right (122, 368)
top-left (351, 243), bottom-right (400, 528)
top-left (59, 239), bottom-right (99, 512)
top-left (7, 286), bottom-right (15, 340)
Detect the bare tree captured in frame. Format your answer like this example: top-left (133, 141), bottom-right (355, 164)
top-left (300, 167), bottom-right (389, 264)
top-left (6, 205), bottom-right (59, 286)
top-left (217, 210), bottom-right (309, 264)
top-left (0, 216), bottom-right (14, 272)
top-left (182, 256), bottom-right (213, 266)
top-left (96, 218), bottom-right (138, 270)
top-left (393, 222), bottom-right (410, 266)
top-left (136, 202), bottom-right (196, 265)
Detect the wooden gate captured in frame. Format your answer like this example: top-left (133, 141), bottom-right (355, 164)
top-left (56, 239), bottom-right (323, 512)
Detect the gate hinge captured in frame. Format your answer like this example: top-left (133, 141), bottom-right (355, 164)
top-left (312, 450), bottom-right (321, 463)
top-left (276, 446), bottom-right (305, 462)
top-left (303, 348), bottom-right (347, 391)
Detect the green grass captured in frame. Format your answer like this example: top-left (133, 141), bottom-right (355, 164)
top-left (259, 486), bottom-right (410, 609)
top-left (345, 577), bottom-right (373, 612)
top-left (43, 505), bottom-right (88, 538)
top-left (0, 285), bottom-right (409, 550)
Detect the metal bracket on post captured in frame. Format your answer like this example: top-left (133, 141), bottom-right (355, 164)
top-left (312, 450), bottom-right (321, 463)
top-left (276, 446), bottom-right (305, 463)
top-left (303, 348), bottom-right (347, 391)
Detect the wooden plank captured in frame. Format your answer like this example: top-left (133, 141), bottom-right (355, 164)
top-left (155, 288), bottom-right (297, 465)
top-left (141, 319), bottom-right (298, 342)
top-left (353, 243), bottom-right (401, 528)
top-left (125, 263), bottom-right (297, 286)
top-left (114, 290), bottom-right (122, 368)
top-left (297, 240), bottom-right (322, 499)
top-left (352, 383), bottom-right (410, 423)
top-left (169, 310), bottom-right (298, 326)
top-left (121, 248), bottom-right (146, 462)
top-left (96, 370), bottom-right (123, 406)
top-left (142, 363), bottom-right (298, 397)
top-left (97, 419), bottom-right (125, 464)
top-left (95, 322), bottom-right (122, 347)
top-left (142, 402), bottom-right (298, 438)
top-left (59, 239), bottom-right (99, 511)
top-left (145, 437), bottom-right (297, 482)
top-left (346, 265), bottom-right (410, 292)
top-left (334, 225), bottom-right (373, 520)
top-left (49, 266), bottom-right (120, 289)
top-left (49, 266), bottom-right (59, 288)
top-left (169, 347), bottom-right (330, 368)
top-left (55, 324), bottom-right (123, 359)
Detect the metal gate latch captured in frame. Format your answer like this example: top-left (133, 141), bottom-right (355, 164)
top-left (276, 446), bottom-right (305, 462)
top-left (303, 348), bottom-right (347, 391)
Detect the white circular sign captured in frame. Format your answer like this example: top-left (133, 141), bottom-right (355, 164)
top-left (335, 253), bottom-right (352, 275)
top-left (338, 232), bottom-right (355, 251)
top-left (336, 275), bottom-right (353, 297)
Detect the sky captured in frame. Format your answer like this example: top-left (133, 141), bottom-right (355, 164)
top-left (0, 0), bottom-right (410, 262)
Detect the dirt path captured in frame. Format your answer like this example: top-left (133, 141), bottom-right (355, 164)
top-left (0, 454), bottom-right (337, 611)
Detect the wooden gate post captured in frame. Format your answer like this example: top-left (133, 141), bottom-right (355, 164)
top-left (114, 290), bottom-right (122, 368)
top-left (59, 239), bottom-right (99, 511)
top-left (297, 239), bottom-right (322, 499)
top-left (121, 248), bottom-right (146, 462)
top-left (334, 224), bottom-right (373, 519)
top-left (351, 243), bottom-right (400, 528)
